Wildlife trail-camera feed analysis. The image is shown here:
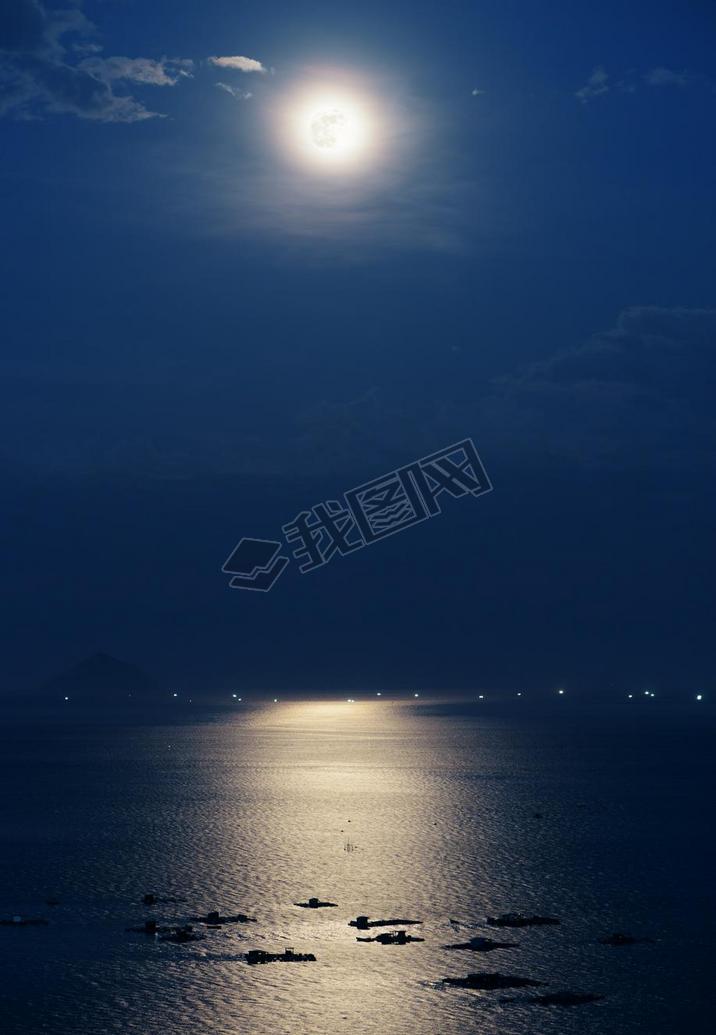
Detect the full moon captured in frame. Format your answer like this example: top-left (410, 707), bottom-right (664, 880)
top-left (280, 82), bottom-right (377, 171)
top-left (310, 108), bottom-right (348, 150)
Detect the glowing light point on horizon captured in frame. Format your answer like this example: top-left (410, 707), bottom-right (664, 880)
top-left (558, 689), bottom-right (565, 695)
top-left (696, 693), bottom-right (703, 701)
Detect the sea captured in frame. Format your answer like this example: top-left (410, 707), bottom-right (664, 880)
top-left (0, 697), bottom-right (713, 1035)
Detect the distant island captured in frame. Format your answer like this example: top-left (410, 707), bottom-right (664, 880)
top-left (35, 652), bottom-right (160, 704)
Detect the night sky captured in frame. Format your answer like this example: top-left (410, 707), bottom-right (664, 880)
top-left (2, 0), bottom-right (715, 694)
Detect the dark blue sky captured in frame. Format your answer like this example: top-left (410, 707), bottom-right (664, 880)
top-left (1, 0), bottom-right (715, 693)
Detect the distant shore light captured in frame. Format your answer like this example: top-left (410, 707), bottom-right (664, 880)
top-left (696, 693), bottom-right (703, 701)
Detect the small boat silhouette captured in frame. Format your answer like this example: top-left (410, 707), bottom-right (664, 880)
top-left (349, 915), bottom-right (422, 929)
top-left (356, 930), bottom-right (424, 945)
top-left (159, 924), bottom-right (204, 944)
top-left (246, 947), bottom-right (316, 965)
top-left (486, 913), bottom-right (559, 928)
top-left (188, 910), bottom-right (257, 926)
top-left (294, 897), bottom-right (337, 909)
top-left (443, 972), bottom-right (544, 990)
top-left (443, 936), bottom-right (519, 952)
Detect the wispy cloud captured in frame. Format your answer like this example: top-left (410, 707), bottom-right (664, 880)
top-left (575, 66), bottom-right (610, 103)
top-left (576, 64), bottom-right (708, 104)
top-left (471, 87), bottom-right (485, 96)
top-left (0, 0), bottom-right (191, 122)
top-left (481, 307), bottom-right (716, 470)
top-left (208, 55), bottom-right (266, 74)
top-left (644, 66), bottom-right (691, 88)
top-left (215, 82), bottom-right (252, 100)
top-left (79, 55), bottom-right (194, 88)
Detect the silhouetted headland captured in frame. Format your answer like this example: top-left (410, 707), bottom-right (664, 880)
top-left (37, 652), bottom-right (160, 706)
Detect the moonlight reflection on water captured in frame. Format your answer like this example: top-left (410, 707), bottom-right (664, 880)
top-left (0, 701), bottom-right (711, 1034)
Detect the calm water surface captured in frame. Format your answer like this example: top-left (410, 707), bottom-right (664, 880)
top-left (0, 700), bottom-right (713, 1034)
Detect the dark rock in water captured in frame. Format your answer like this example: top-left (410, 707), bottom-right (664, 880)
top-left (189, 910), bottom-right (257, 926)
top-left (159, 924), bottom-right (204, 944)
top-left (443, 972), bottom-right (545, 990)
top-left (486, 913), bottom-right (560, 928)
top-left (443, 936), bottom-right (519, 952)
top-left (531, 992), bottom-right (604, 1006)
top-left (598, 932), bottom-right (652, 946)
top-left (349, 915), bottom-right (422, 929)
top-left (246, 947), bottom-right (316, 965)
top-left (295, 897), bottom-right (337, 908)
top-left (0, 915), bottom-right (48, 927)
top-left (356, 930), bottom-right (425, 945)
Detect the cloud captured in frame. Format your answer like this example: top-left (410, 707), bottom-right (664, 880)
top-left (575, 66), bottom-right (609, 103)
top-left (208, 55), bottom-right (266, 74)
top-left (0, 0), bottom-right (190, 122)
top-left (644, 66), bottom-right (691, 88)
top-left (471, 88), bottom-right (485, 96)
top-left (576, 64), bottom-right (707, 103)
top-left (481, 307), bottom-right (716, 470)
top-left (79, 55), bottom-right (194, 88)
top-left (215, 81), bottom-right (252, 100)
